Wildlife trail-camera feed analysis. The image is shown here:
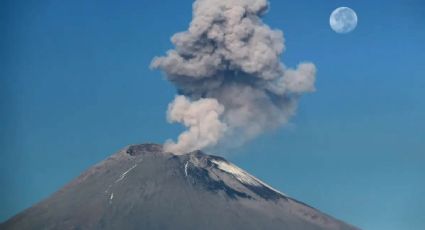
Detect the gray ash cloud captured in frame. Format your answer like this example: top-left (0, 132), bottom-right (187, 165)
top-left (151, 0), bottom-right (316, 154)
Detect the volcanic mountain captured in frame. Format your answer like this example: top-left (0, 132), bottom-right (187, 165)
top-left (1, 144), bottom-right (358, 230)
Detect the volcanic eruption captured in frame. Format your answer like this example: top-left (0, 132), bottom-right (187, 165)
top-left (0, 1), bottom-right (362, 229)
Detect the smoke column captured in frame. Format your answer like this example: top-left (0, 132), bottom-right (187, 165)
top-left (151, 0), bottom-right (316, 154)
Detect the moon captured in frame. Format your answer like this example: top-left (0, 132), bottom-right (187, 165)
top-left (330, 7), bottom-right (358, 34)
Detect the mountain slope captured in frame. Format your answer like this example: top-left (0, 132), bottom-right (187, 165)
top-left (1, 144), bottom-right (359, 230)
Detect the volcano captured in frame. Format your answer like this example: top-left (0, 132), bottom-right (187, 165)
top-left (1, 144), bottom-right (358, 230)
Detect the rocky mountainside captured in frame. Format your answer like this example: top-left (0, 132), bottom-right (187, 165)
top-left (1, 144), bottom-right (359, 230)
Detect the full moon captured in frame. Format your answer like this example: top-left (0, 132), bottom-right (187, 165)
top-left (330, 7), bottom-right (358, 34)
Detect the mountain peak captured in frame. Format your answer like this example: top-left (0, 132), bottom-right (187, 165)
top-left (1, 143), bottom-right (358, 230)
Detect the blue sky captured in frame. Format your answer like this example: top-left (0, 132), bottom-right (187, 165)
top-left (1, 0), bottom-right (424, 229)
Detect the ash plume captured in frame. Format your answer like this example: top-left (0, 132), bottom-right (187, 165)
top-left (151, 0), bottom-right (316, 154)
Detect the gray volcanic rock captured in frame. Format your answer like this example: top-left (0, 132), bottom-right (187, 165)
top-left (1, 144), bottom-right (359, 230)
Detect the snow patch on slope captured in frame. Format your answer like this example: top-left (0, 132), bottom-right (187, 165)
top-left (211, 159), bottom-right (260, 186)
top-left (210, 159), bottom-right (287, 197)
top-left (115, 164), bottom-right (138, 183)
top-left (184, 161), bottom-right (189, 177)
top-left (109, 193), bottom-right (114, 205)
